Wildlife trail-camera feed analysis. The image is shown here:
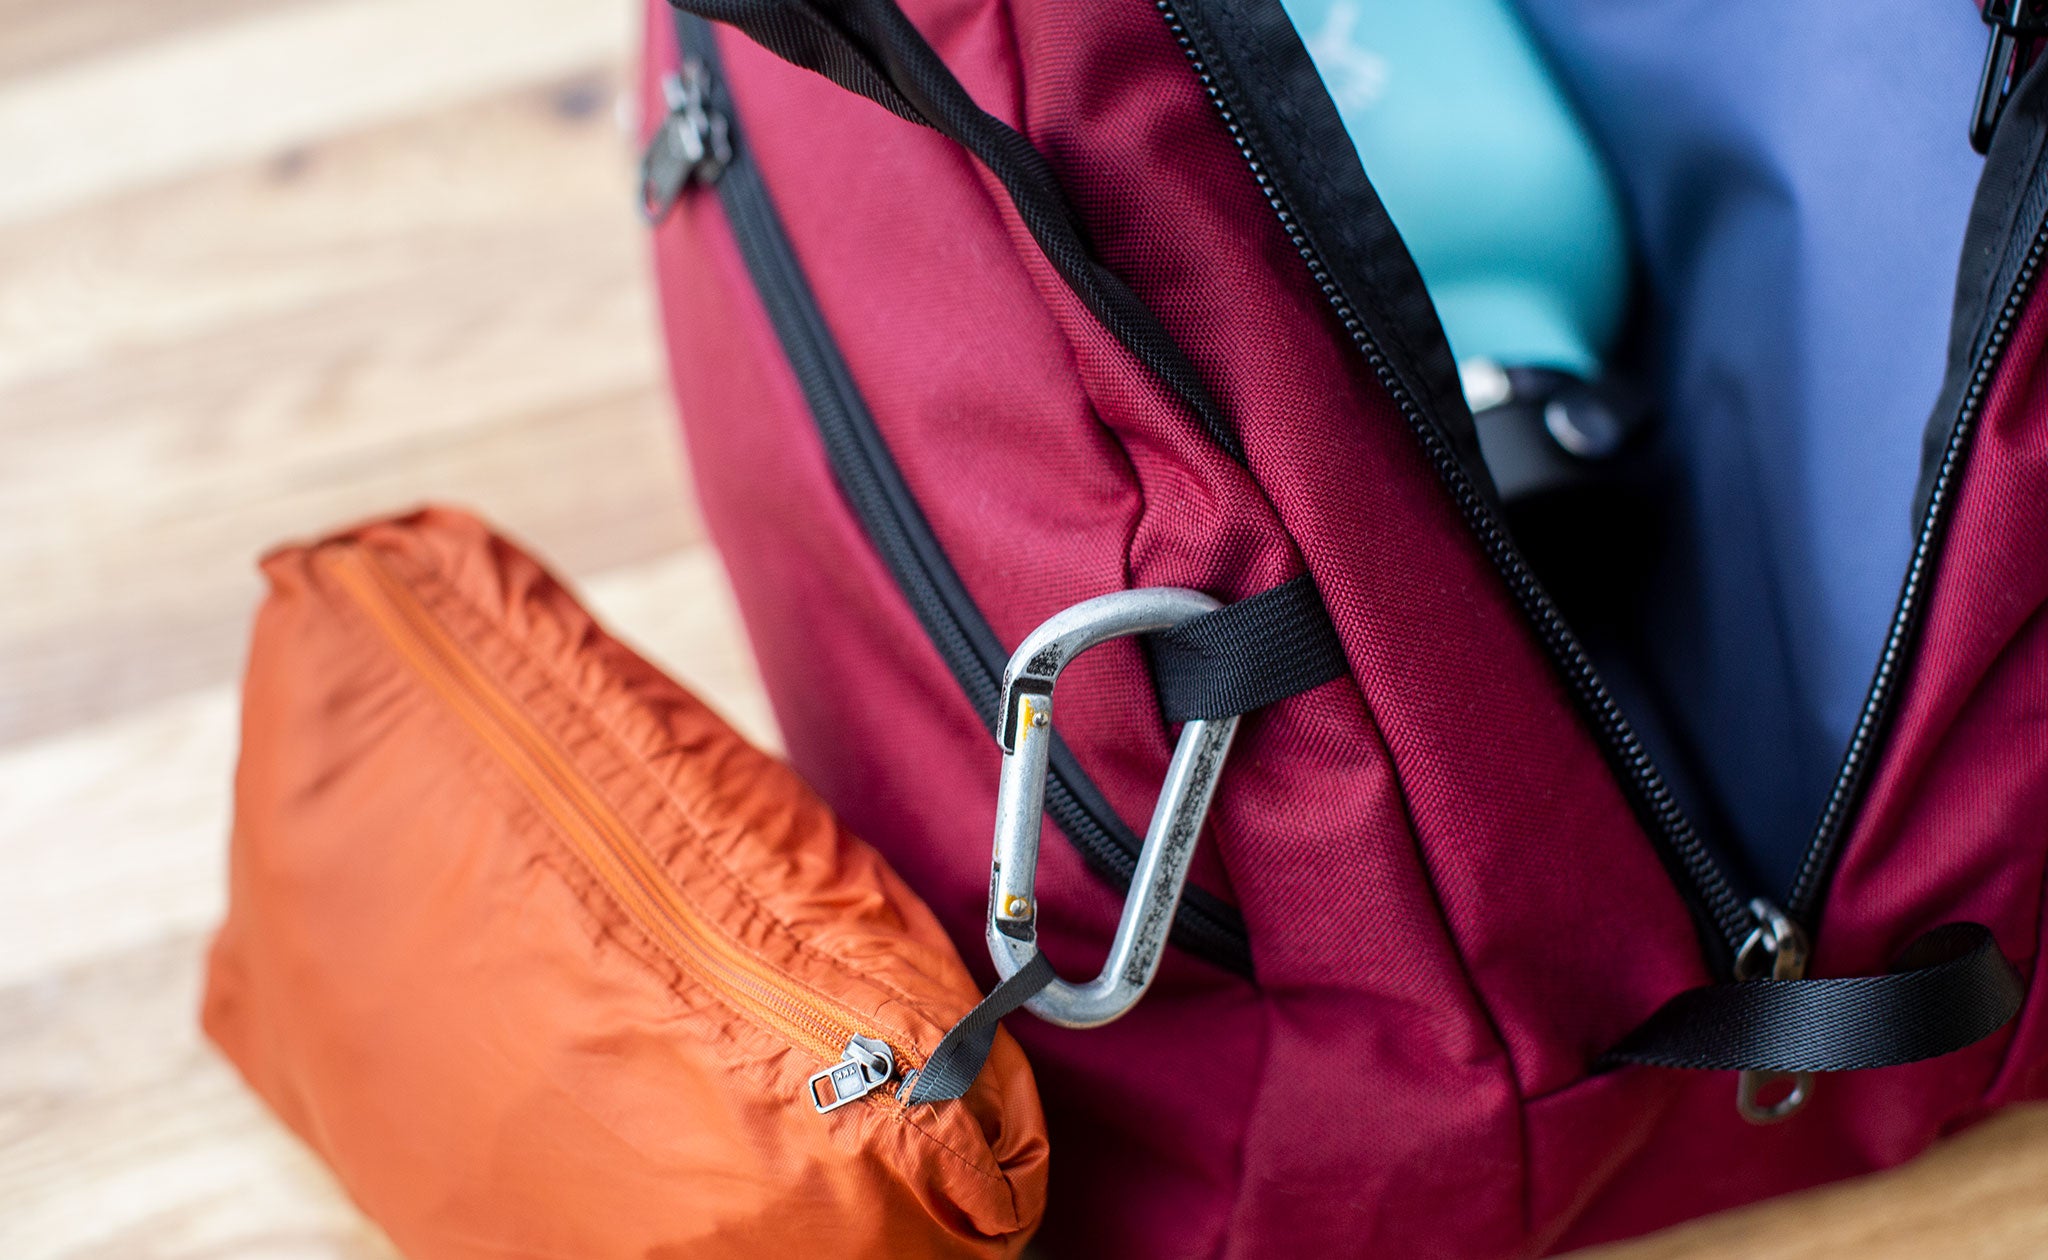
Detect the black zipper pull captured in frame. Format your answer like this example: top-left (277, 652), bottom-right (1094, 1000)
top-left (1973, 0), bottom-right (2048, 154)
top-left (1732, 899), bottom-right (1814, 1124)
top-left (639, 59), bottom-right (731, 224)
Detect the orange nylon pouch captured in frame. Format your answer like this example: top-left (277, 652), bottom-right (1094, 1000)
top-left (202, 507), bottom-right (1048, 1259)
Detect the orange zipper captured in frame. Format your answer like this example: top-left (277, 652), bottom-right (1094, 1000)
top-left (324, 544), bottom-right (908, 1111)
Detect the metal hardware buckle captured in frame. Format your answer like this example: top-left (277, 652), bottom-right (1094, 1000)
top-left (1733, 898), bottom-right (1814, 1124)
top-left (1973, 0), bottom-right (2048, 153)
top-left (985, 588), bottom-right (1240, 1029)
top-left (639, 59), bottom-right (731, 224)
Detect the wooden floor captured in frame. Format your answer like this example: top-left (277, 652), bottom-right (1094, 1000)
top-left (0, 2), bottom-right (2042, 1256)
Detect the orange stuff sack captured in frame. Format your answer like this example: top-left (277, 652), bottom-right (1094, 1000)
top-left (202, 507), bottom-right (1048, 1258)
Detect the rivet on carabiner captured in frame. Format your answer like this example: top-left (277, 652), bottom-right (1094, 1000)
top-left (986, 588), bottom-right (1240, 1029)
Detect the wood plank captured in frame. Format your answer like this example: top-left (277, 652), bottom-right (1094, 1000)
top-left (1570, 1104), bottom-right (2048, 1259)
top-left (582, 548), bottom-right (782, 755)
top-left (0, 683), bottom-right (235, 995)
top-left (0, 69), bottom-right (696, 745)
top-left (0, 387), bottom-right (693, 743)
top-left (0, 0), bottom-right (632, 226)
top-left (0, 0), bottom-right (325, 82)
top-left (0, 932), bottom-right (402, 1260)
top-left (0, 65), bottom-right (639, 393)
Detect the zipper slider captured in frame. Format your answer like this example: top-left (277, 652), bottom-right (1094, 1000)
top-left (1732, 898), bottom-right (1814, 1124)
top-left (1973, 0), bottom-right (2048, 153)
top-left (806, 1034), bottom-right (897, 1113)
top-left (639, 59), bottom-right (731, 224)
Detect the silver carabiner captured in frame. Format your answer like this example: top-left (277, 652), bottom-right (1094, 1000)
top-left (986, 588), bottom-right (1240, 1029)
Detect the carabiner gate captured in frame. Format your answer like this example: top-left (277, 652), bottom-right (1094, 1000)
top-left (986, 588), bottom-right (1240, 1029)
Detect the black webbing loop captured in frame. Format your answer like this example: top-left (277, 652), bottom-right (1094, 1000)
top-left (1602, 923), bottom-right (2023, 1074)
top-left (902, 952), bottom-right (1057, 1105)
top-left (669, 0), bottom-right (1243, 462)
top-left (1146, 573), bottom-right (1348, 723)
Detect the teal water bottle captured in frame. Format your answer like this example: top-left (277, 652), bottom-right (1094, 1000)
top-left (1281, 0), bottom-right (1637, 492)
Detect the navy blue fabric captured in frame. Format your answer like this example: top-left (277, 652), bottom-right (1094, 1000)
top-left (1510, 2), bottom-right (1988, 890)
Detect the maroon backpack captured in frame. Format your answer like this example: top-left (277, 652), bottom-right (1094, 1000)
top-left (638, 2), bottom-right (2044, 1254)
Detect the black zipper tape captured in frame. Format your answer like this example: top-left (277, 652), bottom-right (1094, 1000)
top-left (1156, 0), bottom-right (1751, 966)
top-left (672, 0), bottom-right (1244, 465)
top-left (670, 11), bottom-right (1255, 977)
top-left (1789, 56), bottom-right (2048, 923)
top-left (1156, 0), bottom-right (2048, 972)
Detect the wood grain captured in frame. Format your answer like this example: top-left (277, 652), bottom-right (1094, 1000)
top-left (0, 63), bottom-right (691, 743)
top-left (0, 0), bottom-right (632, 226)
top-left (0, 0), bottom-right (2042, 1256)
top-left (0, 933), bottom-right (404, 1260)
top-left (0, 0), bottom-right (321, 81)
top-left (1572, 1104), bottom-right (2048, 1260)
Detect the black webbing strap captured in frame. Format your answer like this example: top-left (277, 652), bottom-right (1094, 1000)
top-left (670, 0), bottom-right (1243, 462)
top-left (1146, 573), bottom-right (1348, 723)
top-left (1602, 923), bottom-right (2023, 1073)
top-left (902, 952), bottom-right (1057, 1105)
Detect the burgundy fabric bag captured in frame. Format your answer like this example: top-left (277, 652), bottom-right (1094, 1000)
top-left (637, 2), bottom-right (2047, 1254)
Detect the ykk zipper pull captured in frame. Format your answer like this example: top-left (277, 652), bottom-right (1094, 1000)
top-left (639, 59), bottom-right (731, 224)
top-left (1973, 0), bottom-right (2048, 153)
top-left (1733, 898), bottom-right (1814, 1124)
top-left (807, 1034), bottom-right (896, 1114)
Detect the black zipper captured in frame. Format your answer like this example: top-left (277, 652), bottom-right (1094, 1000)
top-left (1790, 83), bottom-right (2048, 921)
top-left (654, 12), bottom-right (1255, 978)
top-left (1154, 0), bottom-right (1752, 961)
top-left (1154, 0), bottom-right (2048, 964)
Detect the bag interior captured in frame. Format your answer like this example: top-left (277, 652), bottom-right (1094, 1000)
top-left (1392, 3), bottom-right (1992, 891)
